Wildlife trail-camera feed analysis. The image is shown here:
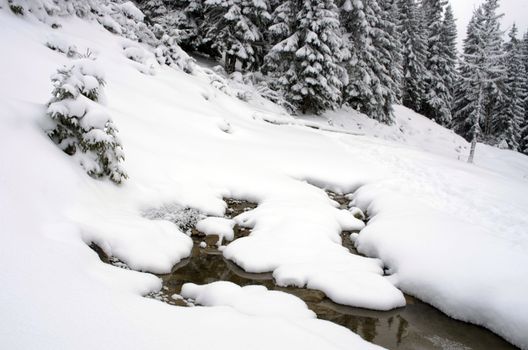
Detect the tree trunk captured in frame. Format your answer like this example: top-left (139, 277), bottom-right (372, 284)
top-left (468, 85), bottom-right (483, 164)
top-left (468, 136), bottom-right (477, 163)
top-left (225, 54), bottom-right (236, 74)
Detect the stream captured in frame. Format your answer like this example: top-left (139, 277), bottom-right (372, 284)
top-left (91, 195), bottom-right (517, 350)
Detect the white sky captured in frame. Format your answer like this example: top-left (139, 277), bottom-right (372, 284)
top-left (451, 0), bottom-right (528, 48)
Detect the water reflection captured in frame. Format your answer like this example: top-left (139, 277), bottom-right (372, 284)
top-left (98, 196), bottom-right (518, 350)
top-left (156, 241), bottom-right (516, 350)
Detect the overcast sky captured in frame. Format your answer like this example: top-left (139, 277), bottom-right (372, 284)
top-left (451, 0), bottom-right (528, 48)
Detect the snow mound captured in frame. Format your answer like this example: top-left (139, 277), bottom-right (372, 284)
top-left (181, 281), bottom-right (316, 319)
top-left (222, 188), bottom-right (405, 311)
top-left (196, 217), bottom-right (235, 245)
top-left (274, 263), bottom-right (406, 310)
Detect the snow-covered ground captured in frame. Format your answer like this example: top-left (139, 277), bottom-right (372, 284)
top-left (1, 4), bottom-right (528, 350)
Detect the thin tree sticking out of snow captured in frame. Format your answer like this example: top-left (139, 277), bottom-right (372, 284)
top-left (46, 59), bottom-right (128, 184)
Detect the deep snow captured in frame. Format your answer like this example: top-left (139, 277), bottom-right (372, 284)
top-left (1, 3), bottom-right (528, 350)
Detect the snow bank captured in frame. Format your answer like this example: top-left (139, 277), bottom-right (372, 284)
top-left (222, 189), bottom-right (405, 311)
top-left (353, 186), bottom-right (528, 348)
top-left (274, 263), bottom-right (405, 310)
top-left (181, 281), bottom-right (384, 349)
top-left (181, 281), bottom-right (316, 319)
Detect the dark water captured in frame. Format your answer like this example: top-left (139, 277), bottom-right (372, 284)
top-left (92, 196), bottom-right (518, 350)
top-left (155, 240), bottom-right (516, 350)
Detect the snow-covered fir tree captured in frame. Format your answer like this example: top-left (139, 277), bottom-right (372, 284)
top-left (138, 0), bottom-right (168, 20)
top-left (478, 0), bottom-right (506, 140)
top-left (340, 0), bottom-right (399, 124)
top-left (267, 1), bottom-right (294, 44)
top-left (137, 0), bottom-right (207, 53)
top-left (452, 1), bottom-right (505, 163)
top-left (263, 0), bottom-right (294, 75)
top-left (440, 4), bottom-right (457, 117)
top-left (176, 0), bottom-right (206, 52)
top-left (522, 31), bottom-right (528, 154)
top-left (495, 24), bottom-right (527, 151)
top-left (379, 0), bottom-right (404, 104)
top-left (421, 0), bottom-right (452, 125)
top-left (397, 0), bottom-right (427, 111)
top-left (46, 59), bottom-right (127, 184)
top-left (265, 0), bottom-right (347, 114)
top-left (203, 0), bottom-right (270, 73)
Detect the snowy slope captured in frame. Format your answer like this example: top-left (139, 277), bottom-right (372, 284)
top-left (1, 4), bottom-right (528, 350)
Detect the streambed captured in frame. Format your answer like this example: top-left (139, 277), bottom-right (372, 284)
top-left (91, 196), bottom-right (517, 350)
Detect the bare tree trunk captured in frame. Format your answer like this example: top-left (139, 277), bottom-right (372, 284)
top-left (468, 85), bottom-right (483, 164)
top-left (468, 137), bottom-right (477, 163)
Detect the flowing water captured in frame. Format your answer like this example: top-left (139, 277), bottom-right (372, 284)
top-left (91, 196), bottom-right (517, 350)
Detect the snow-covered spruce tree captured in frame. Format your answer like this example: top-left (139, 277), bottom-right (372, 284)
top-left (379, 0), bottom-right (404, 104)
top-left (440, 3), bottom-right (458, 117)
top-left (137, 0), bottom-right (168, 20)
top-left (452, 10), bottom-right (479, 141)
top-left (452, 1), bottom-right (505, 163)
top-left (494, 24), bottom-right (526, 151)
top-left (263, 0), bottom-right (294, 76)
top-left (521, 31), bottom-right (528, 154)
top-left (267, 1), bottom-right (294, 45)
top-left (397, 0), bottom-right (427, 111)
top-left (265, 0), bottom-right (347, 114)
top-left (203, 0), bottom-right (270, 73)
top-left (421, 0), bottom-right (452, 125)
top-left (340, 0), bottom-right (399, 124)
top-left (46, 59), bottom-right (127, 184)
top-left (139, 0), bottom-right (207, 53)
top-left (182, 0), bottom-right (206, 51)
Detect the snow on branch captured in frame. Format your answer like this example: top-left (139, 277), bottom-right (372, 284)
top-left (45, 59), bottom-right (128, 184)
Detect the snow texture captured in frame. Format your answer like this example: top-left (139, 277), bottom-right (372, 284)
top-left (196, 217), bottom-right (235, 245)
top-left (2, 4), bottom-right (528, 350)
top-left (181, 281), bottom-right (316, 319)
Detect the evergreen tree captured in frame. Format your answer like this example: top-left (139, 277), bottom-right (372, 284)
top-left (340, 0), bottom-right (399, 124)
top-left (521, 31), bottom-right (528, 154)
top-left (203, 0), bottom-right (270, 73)
top-left (496, 24), bottom-right (527, 150)
top-left (441, 3), bottom-right (458, 117)
top-left (379, 0), bottom-right (404, 104)
top-left (265, 0), bottom-right (347, 114)
top-left (267, 0), bottom-right (294, 43)
top-left (179, 0), bottom-right (206, 52)
top-left (452, 1), bottom-right (505, 163)
top-left (480, 0), bottom-right (507, 139)
top-left (397, 0), bottom-right (427, 111)
top-left (46, 59), bottom-right (127, 183)
top-left (138, 0), bottom-right (168, 20)
top-left (264, 0), bottom-right (295, 75)
top-left (421, 0), bottom-right (452, 125)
